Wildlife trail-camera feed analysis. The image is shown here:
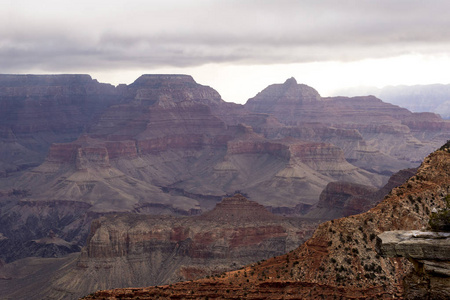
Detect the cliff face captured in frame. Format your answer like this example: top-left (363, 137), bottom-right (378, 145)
top-left (128, 74), bottom-right (223, 106)
top-left (310, 168), bottom-right (418, 220)
top-left (0, 74), bottom-right (120, 176)
top-left (313, 181), bottom-right (378, 219)
top-left (1, 75), bottom-right (450, 299)
top-left (2, 195), bottom-right (318, 299)
top-left (378, 230), bottom-right (450, 299)
top-left (84, 144), bottom-right (450, 299)
top-left (245, 78), bottom-right (450, 167)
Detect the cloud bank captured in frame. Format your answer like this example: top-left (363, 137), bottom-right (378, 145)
top-left (2, 0), bottom-right (450, 73)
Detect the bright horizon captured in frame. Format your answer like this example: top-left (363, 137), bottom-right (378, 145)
top-left (88, 53), bottom-right (450, 104)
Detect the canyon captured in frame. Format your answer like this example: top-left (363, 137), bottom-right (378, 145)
top-left (0, 195), bottom-right (320, 299)
top-left (0, 74), bottom-right (449, 298)
top-left (83, 140), bottom-right (450, 299)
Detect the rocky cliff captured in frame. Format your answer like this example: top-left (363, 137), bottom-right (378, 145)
top-left (245, 78), bottom-right (450, 167)
top-left (378, 230), bottom-right (450, 299)
top-left (309, 167), bottom-right (417, 219)
top-left (0, 195), bottom-right (319, 299)
top-left (83, 142), bottom-right (450, 298)
top-left (0, 74), bottom-right (120, 176)
top-left (1, 74), bottom-right (450, 299)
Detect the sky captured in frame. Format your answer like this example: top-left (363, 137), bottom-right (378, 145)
top-left (3, 0), bottom-right (450, 104)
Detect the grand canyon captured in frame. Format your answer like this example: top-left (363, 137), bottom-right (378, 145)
top-left (0, 74), bottom-right (449, 299)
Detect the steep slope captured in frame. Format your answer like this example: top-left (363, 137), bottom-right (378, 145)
top-left (84, 143), bottom-right (450, 299)
top-left (175, 129), bottom-right (383, 208)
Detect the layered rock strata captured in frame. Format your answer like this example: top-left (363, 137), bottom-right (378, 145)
top-left (245, 78), bottom-right (450, 166)
top-left (1, 75), bottom-right (450, 299)
top-left (84, 143), bottom-right (450, 299)
top-left (0, 195), bottom-right (319, 299)
top-left (309, 167), bottom-right (417, 219)
top-left (0, 74), bottom-right (120, 175)
top-left (378, 230), bottom-right (450, 299)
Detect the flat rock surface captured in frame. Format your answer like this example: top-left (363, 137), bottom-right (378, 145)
top-left (378, 230), bottom-right (450, 260)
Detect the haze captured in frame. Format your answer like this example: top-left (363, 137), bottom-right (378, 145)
top-left (3, 0), bottom-right (450, 103)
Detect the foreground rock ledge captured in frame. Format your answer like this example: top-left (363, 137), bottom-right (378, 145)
top-left (378, 230), bottom-right (450, 298)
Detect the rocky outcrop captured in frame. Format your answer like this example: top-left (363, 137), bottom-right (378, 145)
top-left (378, 230), bottom-right (450, 299)
top-left (83, 143), bottom-right (450, 299)
top-left (245, 77), bottom-right (322, 119)
top-left (128, 74), bottom-right (223, 106)
top-left (199, 194), bottom-right (279, 222)
top-left (378, 230), bottom-right (450, 262)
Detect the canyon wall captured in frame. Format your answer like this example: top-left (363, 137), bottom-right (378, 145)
top-left (1, 75), bottom-right (450, 299)
top-left (83, 142), bottom-right (450, 299)
top-left (0, 195), bottom-right (319, 299)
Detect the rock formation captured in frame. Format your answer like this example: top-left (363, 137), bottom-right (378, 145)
top-left (82, 142), bottom-right (450, 299)
top-left (1, 75), bottom-right (450, 299)
top-left (309, 167), bottom-right (417, 219)
top-left (245, 78), bottom-right (450, 167)
top-left (378, 230), bottom-right (450, 298)
top-left (0, 74), bottom-right (120, 176)
top-left (1, 75), bottom-right (409, 265)
top-left (0, 195), bottom-right (319, 299)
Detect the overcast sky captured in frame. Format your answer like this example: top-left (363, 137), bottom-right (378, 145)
top-left (3, 0), bottom-right (450, 103)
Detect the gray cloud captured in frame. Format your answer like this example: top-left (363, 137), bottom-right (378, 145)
top-left (2, 0), bottom-right (450, 73)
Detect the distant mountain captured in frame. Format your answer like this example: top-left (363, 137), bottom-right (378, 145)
top-left (334, 84), bottom-right (450, 119)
